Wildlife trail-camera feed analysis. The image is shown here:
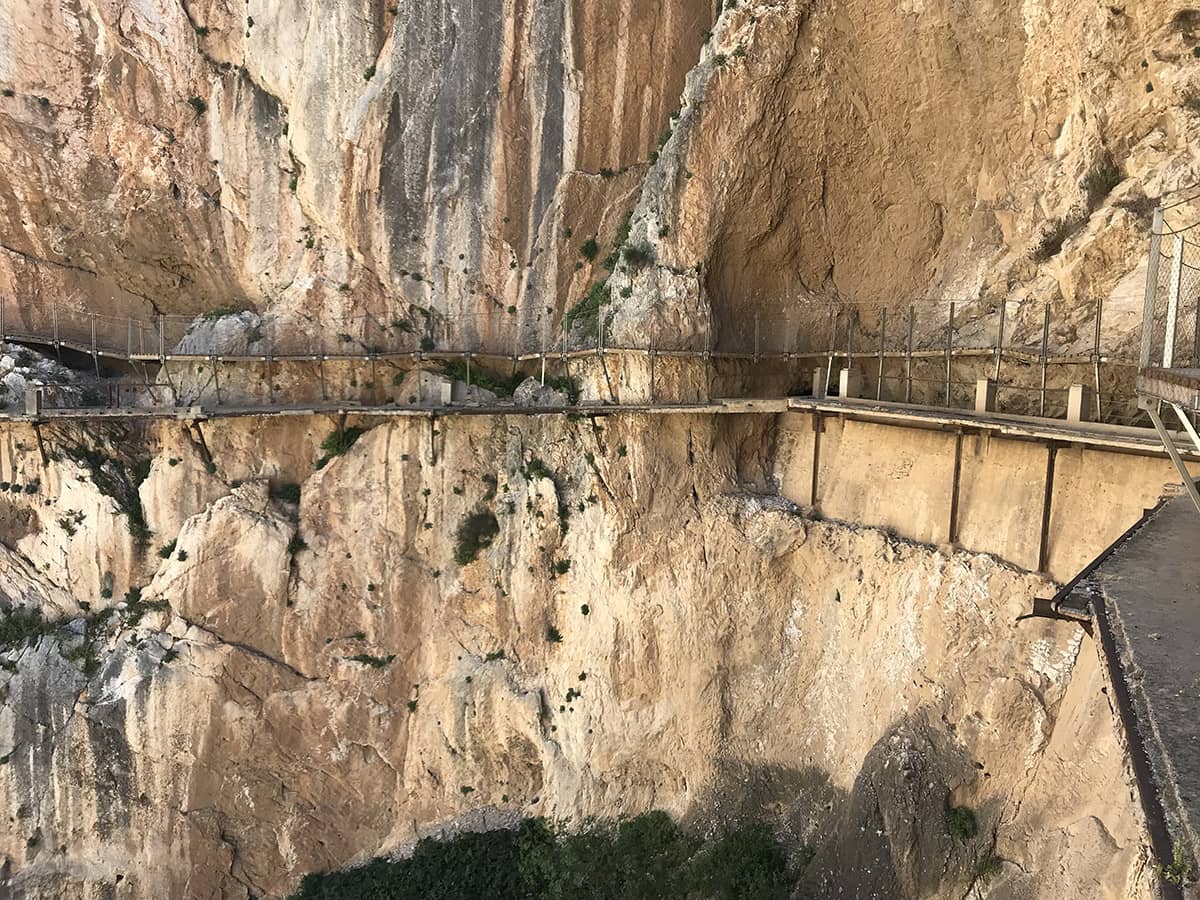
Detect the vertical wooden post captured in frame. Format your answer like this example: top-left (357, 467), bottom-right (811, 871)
top-left (1040, 302), bottom-right (1051, 417)
top-left (127, 317), bottom-right (133, 360)
top-left (905, 305), bottom-right (914, 403)
top-left (212, 355), bottom-right (221, 406)
top-left (876, 308), bottom-right (886, 400)
top-left (52, 304), bottom-right (60, 360)
top-left (466, 353), bottom-right (472, 395)
top-left (158, 314), bottom-right (166, 363)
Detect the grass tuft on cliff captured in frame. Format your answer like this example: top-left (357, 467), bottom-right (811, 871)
top-left (291, 812), bottom-right (794, 900)
top-left (316, 426), bottom-right (367, 469)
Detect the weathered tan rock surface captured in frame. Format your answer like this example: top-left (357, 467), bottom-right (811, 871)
top-left (0, 413), bottom-right (1157, 898)
top-left (3, 0), bottom-right (1198, 356)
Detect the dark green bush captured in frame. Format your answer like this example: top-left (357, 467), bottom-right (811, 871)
top-left (564, 281), bottom-right (610, 340)
top-left (622, 243), bottom-right (655, 268)
top-left (1082, 163), bottom-right (1121, 208)
top-left (188, 96), bottom-right (207, 115)
top-left (317, 427), bottom-right (366, 468)
top-left (945, 805), bottom-right (978, 840)
top-left (273, 483), bottom-right (301, 504)
top-left (455, 511), bottom-right (500, 565)
top-left (291, 812), bottom-right (795, 900)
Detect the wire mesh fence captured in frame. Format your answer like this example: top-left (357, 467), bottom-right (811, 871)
top-left (1140, 224), bottom-right (1200, 371)
top-left (0, 293), bottom-right (1147, 423)
top-left (0, 295), bottom-right (1138, 362)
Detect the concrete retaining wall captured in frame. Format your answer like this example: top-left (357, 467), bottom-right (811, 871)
top-left (775, 411), bottom-right (1197, 582)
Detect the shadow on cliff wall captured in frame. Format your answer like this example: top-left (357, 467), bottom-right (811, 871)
top-left (686, 712), bottom-right (1001, 899)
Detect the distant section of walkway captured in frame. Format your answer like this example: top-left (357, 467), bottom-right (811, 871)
top-left (3, 397), bottom-right (790, 422)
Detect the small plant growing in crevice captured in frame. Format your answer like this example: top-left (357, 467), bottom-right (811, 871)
top-left (579, 238), bottom-right (599, 261)
top-left (1030, 215), bottom-right (1082, 262)
top-left (945, 805), bottom-right (978, 841)
top-left (272, 482), bottom-right (301, 504)
top-left (287, 533), bottom-right (308, 555)
top-left (485, 649), bottom-right (506, 661)
top-left (552, 559), bottom-right (571, 576)
top-left (1082, 162), bottom-right (1122, 209)
top-left (546, 625), bottom-right (563, 643)
top-left (621, 243), bottom-right (655, 268)
top-left (455, 510), bottom-right (500, 565)
top-left (316, 426), bottom-right (367, 468)
top-left (1156, 844), bottom-right (1196, 887)
top-left (364, 64), bottom-right (376, 80)
top-left (188, 96), bottom-right (208, 116)
top-left (346, 652), bottom-right (395, 668)
top-left (158, 540), bottom-right (177, 559)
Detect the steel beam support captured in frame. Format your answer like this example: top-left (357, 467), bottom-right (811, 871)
top-left (1144, 398), bottom-right (1200, 515)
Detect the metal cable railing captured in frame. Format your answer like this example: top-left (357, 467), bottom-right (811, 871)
top-left (1, 294), bottom-right (1143, 421)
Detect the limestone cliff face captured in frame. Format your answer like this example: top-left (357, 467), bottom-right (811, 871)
top-left (3, 0), bottom-right (1199, 353)
top-left (0, 0), bottom-right (706, 343)
top-left (0, 412), bottom-right (1155, 898)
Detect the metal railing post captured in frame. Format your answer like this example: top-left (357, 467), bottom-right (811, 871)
top-left (825, 310), bottom-right (837, 398)
top-left (704, 315), bottom-right (712, 402)
top-left (876, 308), bottom-right (886, 400)
top-left (127, 317), bottom-right (133, 360)
top-left (52, 304), bottom-right (60, 359)
top-left (649, 337), bottom-right (656, 403)
top-left (1093, 297), bottom-right (1104, 422)
top-left (158, 314), bottom-right (165, 363)
top-left (318, 338), bottom-right (327, 401)
top-left (944, 302), bottom-right (954, 407)
top-left (90, 313), bottom-right (100, 376)
top-left (1163, 233), bottom-right (1185, 368)
top-left (0, 299), bottom-right (6, 346)
top-left (212, 354), bottom-right (221, 406)
top-left (1140, 208), bottom-right (1165, 368)
top-left (1040, 302), bottom-right (1051, 417)
top-left (905, 305), bottom-right (914, 403)
top-left (994, 300), bottom-right (1006, 383)
top-left (267, 343), bottom-right (276, 406)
